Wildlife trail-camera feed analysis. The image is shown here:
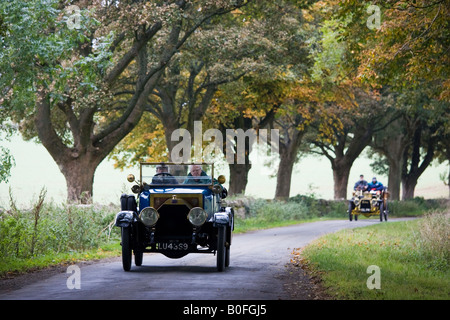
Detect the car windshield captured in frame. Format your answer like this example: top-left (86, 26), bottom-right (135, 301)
top-left (141, 163), bottom-right (214, 186)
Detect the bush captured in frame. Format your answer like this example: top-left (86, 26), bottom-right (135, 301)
top-left (415, 210), bottom-right (450, 271)
top-left (0, 189), bottom-right (120, 260)
top-left (387, 198), bottom-right (449, 216)
top-left (249, 200), bottom-right (311, 223)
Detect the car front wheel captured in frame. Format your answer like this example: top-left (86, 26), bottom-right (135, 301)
top-left (121, 227), bottom-right (132, 271)
top-left (216, 226), bottom-right (226, 272)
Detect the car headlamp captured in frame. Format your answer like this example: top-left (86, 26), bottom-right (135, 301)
top-left (188, 207), bottom-right (208, 227)
top-left (140, 207), bottom-right (159, 227)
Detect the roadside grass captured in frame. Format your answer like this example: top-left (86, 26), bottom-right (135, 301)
top-left (297, 211), bottom-right (450, 300)
top-left (0, 242), bottom-right (121, 277)
top-left (0, 189), bottom-right (122, 278)
top-left (233, 199), bottom-right (331, 233)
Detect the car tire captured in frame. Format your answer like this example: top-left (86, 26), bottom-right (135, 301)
top-left (348, 203), bottom-right (354, 221)
top-left (121, 227), bottom-right (132, 271)
top-left (225, 236), bottom-right (230, 268)
top-left (134, 251), bottom-right (143, 266)
top-left (217, 226), bottom-right (226, 272)
top-left (379, 203), bottom-right (384, 222)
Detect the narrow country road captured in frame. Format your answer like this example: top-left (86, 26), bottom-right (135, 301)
top-left (0, 219), bottom-right (406, 300)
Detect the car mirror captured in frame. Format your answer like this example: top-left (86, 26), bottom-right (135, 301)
top-left (127, 174), bottom-right (135, 183)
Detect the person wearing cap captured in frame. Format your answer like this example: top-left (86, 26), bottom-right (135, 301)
top-left (368, 177), bottom-right (384, 191)
top-left (354, 174), bottom-right (368, 191)
top-left (152, 163), bottom-right (178, 184)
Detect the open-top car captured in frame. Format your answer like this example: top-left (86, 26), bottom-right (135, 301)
top-left (115, 162), bottom-right (233, 272)
top-left (348, 187), bottom-right (389, 222)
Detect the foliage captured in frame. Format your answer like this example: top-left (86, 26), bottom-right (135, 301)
top-left (0, 189), bottom-right (120, 261)
top-left (110, 0), bottom-right (313, 167)
top-left (299, 218), bottom-right (450, 299)
top-left (414, 210), bottom-right (450, 270)
top-left (0, 146), bottom-right (14, 183)
top-left (0, 0), bottom-right (254, 202)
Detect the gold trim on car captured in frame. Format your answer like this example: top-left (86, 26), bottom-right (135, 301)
top-left (151, 194), bottom-right (203, 210)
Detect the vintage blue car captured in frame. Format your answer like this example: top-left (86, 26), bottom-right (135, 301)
top-left (115, 162), bottom-right (233, 272)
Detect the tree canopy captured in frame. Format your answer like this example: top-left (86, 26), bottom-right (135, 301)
top-left (1, 0), bottom-right (448, 201)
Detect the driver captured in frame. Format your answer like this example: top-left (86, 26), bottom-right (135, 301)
top-left (353, 174), bottom-right (368, 191)
top-left (151, 163), bottom-right (178, 184)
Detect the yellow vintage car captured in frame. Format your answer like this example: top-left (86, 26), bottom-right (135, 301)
top-left (348, 188), bottom-right (389, 221)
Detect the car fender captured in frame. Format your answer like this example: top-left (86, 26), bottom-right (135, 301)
top-left (213, 207), bottom-right (234, 228)
top-left (115, 210), bottom-right (135, 228)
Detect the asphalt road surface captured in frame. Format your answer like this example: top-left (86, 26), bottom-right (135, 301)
top-left (0, 219), bottom-right (404, 300)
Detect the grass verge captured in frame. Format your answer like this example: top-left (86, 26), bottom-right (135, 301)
top-left (297, 211), bottom-right (449, 300)
top-left (0, 242), bottom-right (121, 278)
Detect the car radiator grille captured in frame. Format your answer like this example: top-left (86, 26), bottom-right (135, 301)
top-left (360, 200), bottom-right (371, 211)
top-left (154, 205), bottom-right (192, 240)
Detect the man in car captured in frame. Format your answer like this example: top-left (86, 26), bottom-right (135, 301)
top-left (354, 174), bottom-right (368, 191)
top-left (152, 163), bottom-right (178, 184)
top-left (183, 164), bottom-right (211, 184)
top-left (368, 177), bottom-right (384, 192)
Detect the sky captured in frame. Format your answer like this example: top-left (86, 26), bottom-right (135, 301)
top-left (0, 133), bottom-right (448, 209)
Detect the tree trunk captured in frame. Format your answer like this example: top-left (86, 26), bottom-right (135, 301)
top-left (228, 163), bottom-right (251, 195)
top-left (401, 125), bottom-right (437, 200)
top-left (448, 165), bottom-right (450, 199)
top-left (384, 132), bottom-right (407, 201)
top-left (332, 160), bottom-right (352, 200)
top-left (274, 148), bottom-right (296, 200)
top-left (59, 155), bottom-right (101, 203)
top-left (371, 118), bottom-right (409, 201)
top-left (401, 175), bottom-right (418, 200)
top-left (274, 127), bottom-right (304, 200)
top-left (387, 160), bottom-right (402, 201)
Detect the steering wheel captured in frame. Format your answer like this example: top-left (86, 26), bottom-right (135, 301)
top-left (154, 172), bottom-right (172, 177)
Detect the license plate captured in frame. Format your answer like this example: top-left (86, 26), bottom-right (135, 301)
top-left (155, 242), bottom-right (189, 250)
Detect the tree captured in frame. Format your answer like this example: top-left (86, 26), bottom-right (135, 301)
top-left (306, 92), bottom-right (382, 200)
top-left (110, 0), bottom-right (314, 196)
top-left (302, 9), bottom-right (384, 200)
top-left (330, 1), bottom-right (450, 200)
top-left (0, 0), bottom-right (251, 203)
top-left (370, 114), bottom-right (411, 201)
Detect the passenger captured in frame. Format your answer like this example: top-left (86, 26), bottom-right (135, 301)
top-left (368, 177), bottom-right (384, 192)
top-left (183, 164), bottom-right (211, 184)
